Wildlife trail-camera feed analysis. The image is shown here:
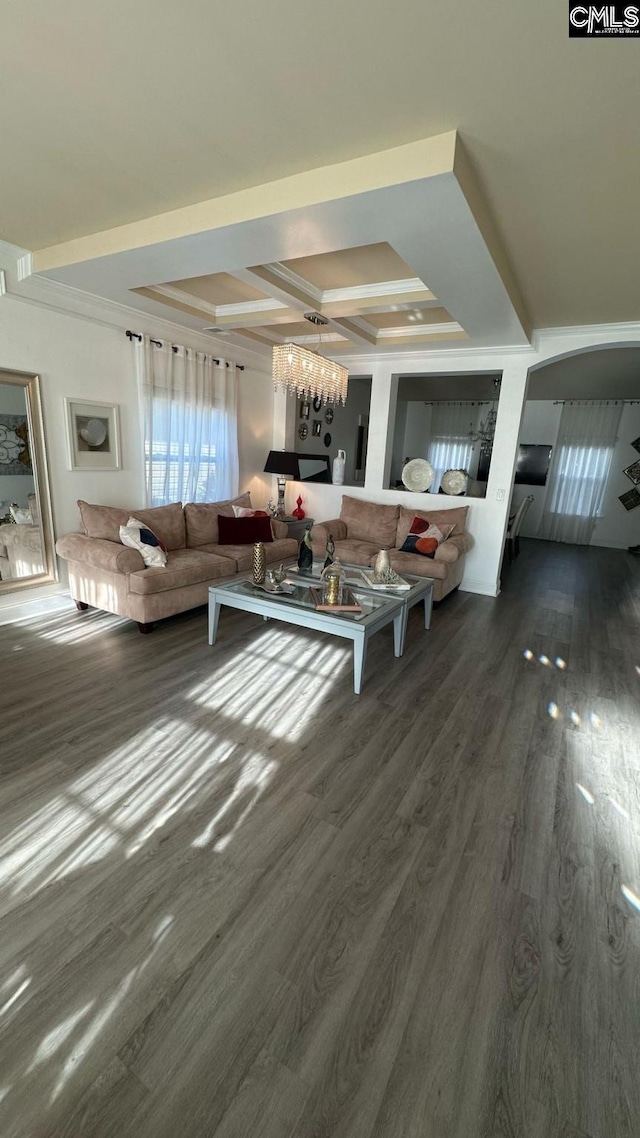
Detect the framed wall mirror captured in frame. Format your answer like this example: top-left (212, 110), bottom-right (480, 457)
top-left (389, 372), bottom-right (503, 498)
top-left (0, 369), bottom-right (57, 593)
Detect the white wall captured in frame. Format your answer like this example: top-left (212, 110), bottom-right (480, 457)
top-left (0, 247), bottom-right (273, 607)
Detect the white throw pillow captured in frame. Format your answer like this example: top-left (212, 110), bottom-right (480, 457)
top-left (9, 505), bottom-right (32, 525)
top-left (119, 517), bottom-right (168, 568)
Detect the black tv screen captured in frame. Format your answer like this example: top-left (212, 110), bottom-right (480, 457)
top-left (515, 444), bottom-right (553, 486)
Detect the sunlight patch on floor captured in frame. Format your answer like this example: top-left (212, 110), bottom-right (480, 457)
top-left (192, 753), bottom-right (277, 851)
top-left (0, 715), bottom-right (279, 895)
top-left (26, 1005), bottom-right (94, 1075)
top-left (621, 885), bottom-right (640, 913)
top-left (190, 624), bottom-right (349, 740)
top-left (0, 977), bottom-right (31, 1019)
top-left (30, 608), bottom-right (127, 645)
top-left (47, 916), bottom-right (174, 1103)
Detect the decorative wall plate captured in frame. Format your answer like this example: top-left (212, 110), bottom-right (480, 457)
top-left (312, 395), bottom-right (323, 412)
top-left (401, 458), bottom-right (435, 493)
top-left (324, 432), bottom-right (332, 447)
top-left (325, 407), bottom-right (334, 425)
top-left (298, 423), bottom-right (309, 440)
top-left (441, 468), bottom-right (468, 496)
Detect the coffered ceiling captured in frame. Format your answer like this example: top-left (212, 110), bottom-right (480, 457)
top-left (22, 133), bottom-right (531, 356)
top-left (133, 243), bottom-right (466, 351)
top-left (2, 0), bottom-right (639, 349)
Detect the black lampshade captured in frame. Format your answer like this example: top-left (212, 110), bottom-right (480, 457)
top-left (263, 450), bottom-right (299, 478)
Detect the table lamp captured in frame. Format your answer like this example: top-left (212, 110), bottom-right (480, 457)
top-left (263, 451), bottom-right (299, 517)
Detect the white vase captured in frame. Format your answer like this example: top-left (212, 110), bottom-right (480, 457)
top-left (374, 549), bottom-right (390, 576)
top-left (332, 449), bottom-right (346, 485)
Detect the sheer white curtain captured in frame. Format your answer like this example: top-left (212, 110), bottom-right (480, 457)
top-left (427, 402), bottom-right (475, 491)
top-left (136, 337), bottom-right (239, 507)
top-left (538, 400), bottom-right (622, 544)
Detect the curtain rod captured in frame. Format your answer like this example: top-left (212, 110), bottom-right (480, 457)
top-left (125, 330), bottom-right (245, 370)
top-left (552, 398), bottom-right (639, 405)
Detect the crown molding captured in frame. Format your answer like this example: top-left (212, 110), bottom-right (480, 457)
top-left (2, 269), bottom-right (272, 373)
top-left (333, 342), bottom-right (538, 372)
top-left (260, 262), bottom-right (324, 304)
top-left (145, 282), bottom-right (288, 320)
top-left (533, 321), bottom-right (640, 349)
top-left (17, 253), bottom-right (33, 281)
top-left (321, 277), bottom-right (431, 304)
top-left (377, 321), bottom-right (464, 339)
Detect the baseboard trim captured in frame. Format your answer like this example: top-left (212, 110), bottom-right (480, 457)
top-left (0, 586), bottom-right (70, 623)
top-left (460, 577), bottom-right (499, 597)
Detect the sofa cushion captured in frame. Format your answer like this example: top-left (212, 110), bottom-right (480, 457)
top-left (340, 496), bottom-right (400, 547)
top-left (128, 549), bottom-right (234, 595)
top-left (395, 505), bottom-right (469, 548)
top-left (184, 493), bottom-right (252, 547)
top-left (217, 514), bottom-right (273, 544)
top-left (333, 538), bottom-right (379, 566)
top-left (196, 537), bottom-right (297, 573)
top-left (78, 500), bottom-right (185, 551)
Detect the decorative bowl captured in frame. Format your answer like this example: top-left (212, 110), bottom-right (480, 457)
top-left (401, 458), bottom-right (435, 493)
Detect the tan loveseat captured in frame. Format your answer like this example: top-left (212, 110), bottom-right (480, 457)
top-left (55, 494), bottom-right (297, 632)
top-left (310, 495), bottom-right (473, 602)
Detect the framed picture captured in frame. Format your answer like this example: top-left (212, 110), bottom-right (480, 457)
top-left (299, 400), bottom-right (310, 420)
top-left (312, 395), bottom-right (323, 413)
top-left (298, 423), bottom-right (309, 440)
top-left (312, 419), bottom-right (322, 437)
top-left (619, 487), bottom-right (640, 511)
top-left (65, 399), bottom-right (121, 470)
top-left (623, 459), bottom-right (640, 485)
top-left (325, 407), bottom-right (334, 425)
top-left (632, 437), bottom-right (640, 454)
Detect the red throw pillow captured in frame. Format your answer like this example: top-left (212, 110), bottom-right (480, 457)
top-left (217, 515), bottom-right (273, 544)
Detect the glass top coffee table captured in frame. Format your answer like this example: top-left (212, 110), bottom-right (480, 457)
top-left (289, 561), bottom-right (434, 632)
top-left (208, 565), bottom-right (433, 695)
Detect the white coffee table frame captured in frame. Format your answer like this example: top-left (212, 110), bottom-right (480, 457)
top-left (208, 577), bottom-right (408, 695)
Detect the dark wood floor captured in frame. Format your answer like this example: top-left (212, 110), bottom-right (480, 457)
top-left (1, 539), bottom-right (639, 1138)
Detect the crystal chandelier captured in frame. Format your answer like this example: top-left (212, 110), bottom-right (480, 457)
top-left (272, 314), bottom-right (348, 405)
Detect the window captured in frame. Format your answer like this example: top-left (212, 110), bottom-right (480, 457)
top-left (552, 443), bottom-right (614, 517)
top-left (146, 404), bottom-right (220, 506)
top-left (137, 341), bottom-right (239, 508)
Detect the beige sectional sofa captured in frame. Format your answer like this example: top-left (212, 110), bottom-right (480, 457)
top-left (311, 495), bottom-right (473, 602)
top-left (55, 494), bottom-right (297, 632)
